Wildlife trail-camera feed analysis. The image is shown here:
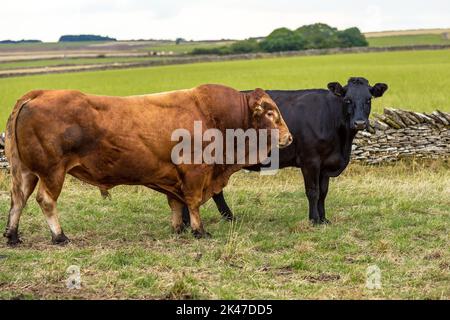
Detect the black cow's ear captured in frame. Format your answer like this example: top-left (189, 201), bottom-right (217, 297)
top-left (327, 82), bottom-right (345, 97)
top-left (370, 83), bottom-right (388, 97)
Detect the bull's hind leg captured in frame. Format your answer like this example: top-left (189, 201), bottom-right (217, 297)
top-left (4, 168), bottom-right (38, 246)
top-left (35, 169), bottom-right (69, 245)
top-left (167, 196), bottom-right (185, 234)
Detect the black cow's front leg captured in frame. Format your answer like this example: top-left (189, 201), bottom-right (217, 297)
top-left (318, 174), bottom-right (331, 224)
top-left (301, 165), bottom-right (321, 224)
top-left (212, 192), bottom-right (234, 221)
top-left (181, 191), bottom-right (234, 226)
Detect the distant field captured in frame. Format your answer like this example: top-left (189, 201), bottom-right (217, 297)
top-left (0, 56), bottom-right (167, 71)
top-left (0, 49), bottom-right (449, 129)
top-left (0, 40), bottom-right (233, 54)
top-left (365, 28), bottom-right (450, 37)
top-left (368, 34), bottom-right (450, 47)
top-left (137, 41), bottom-right (234, 54)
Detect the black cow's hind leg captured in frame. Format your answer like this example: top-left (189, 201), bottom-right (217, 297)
top-left (182, 191), bottom-right (234, 226)
top-left (213, 192), bottom-right (234, 221)
top-left (301, 165), bottom-right (321, 224)
top-left (182, 205), bottom-right (190, 227)
top-left (318, 174), bottom-right (331, 224)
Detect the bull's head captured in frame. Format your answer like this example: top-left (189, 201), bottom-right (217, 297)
top-left (328, 77), bottom-right (388, 131)
top-left (247, 88), bottom-right (292, 148)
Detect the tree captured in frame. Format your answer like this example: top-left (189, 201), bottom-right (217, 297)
top-left (59, 34), bottom-right (116, 42)
top-left (229, 39), bottom-right (260, 53)
top-left (295, 23), bottom-right (340, 49)
top-left (260, 27), bottom-right (306, 52)
top-left (175, 38), bottom-right (185, 45)
top-left (337, 27), bottom-right (368, 47)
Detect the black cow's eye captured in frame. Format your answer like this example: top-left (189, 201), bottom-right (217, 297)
top-left (344, 98), bottom-right (352, 104)
top-left (366, 98), bottom-right (371, 104)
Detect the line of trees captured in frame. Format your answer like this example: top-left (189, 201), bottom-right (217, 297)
top-left (192, 23), bottom-right (368, 55)
top-left (0, 39), bottom-right (42, 44)
top-left (58, 34), bottom-right (116, 42)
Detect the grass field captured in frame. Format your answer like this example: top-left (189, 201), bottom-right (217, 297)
top-left (0, 160), bottom-right (448, 299)
top-left (0, 40), bottom-right (233, 54)
top-left (0, 47), bottom-right (449, 300)
top-left (0, 49), bottom-right (449, 130)
top-left (368, 34), bottom-right (450, 47)
top-left (0, 56), bottom-right (167, 71)
top-left (0, 41), bottom-right (107, 51)
top-left (137, 41), bottom-right (234, 54)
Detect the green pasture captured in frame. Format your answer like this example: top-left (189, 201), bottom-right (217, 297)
top-left (0, 161), bottom-right (448, 299)
top-left (368, 34), bottom-right (450, 47)
top-left (1, 49), bottom-right (449, 130)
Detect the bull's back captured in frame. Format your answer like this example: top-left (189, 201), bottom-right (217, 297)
top-left (14, 89), bottom-right (202, 186)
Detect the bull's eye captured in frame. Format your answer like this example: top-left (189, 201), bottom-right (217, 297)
top-left (366, 98), bottom-right (371, 104)
top-left (266, 110), bottom-right (275, 119)
top-left (344, 98), bottom-right (352, 104)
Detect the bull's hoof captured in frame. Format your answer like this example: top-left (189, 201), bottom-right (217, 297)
top-left (320, 218), bottom-right (331, 224)
top-left (310, 218), bottom-right (321, 226)
top-left (173, 224), bottom-right (187, 234)
top-left (6, 236), bottom-right (22, 247)
top-left (4, 230), bottom-right (21, 246)
top-left (52, 233), bottom-right (70, 245)
top-left (192, 230), bottom-right (212, 239)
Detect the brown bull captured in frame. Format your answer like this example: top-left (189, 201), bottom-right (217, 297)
top-left (4, 84), bottom-right (292, 245)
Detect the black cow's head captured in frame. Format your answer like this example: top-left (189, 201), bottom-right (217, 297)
top-left (327, 77), bottom-right (388, 131)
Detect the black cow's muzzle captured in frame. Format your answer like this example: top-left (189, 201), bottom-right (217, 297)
top-left (354, 120), bottom-right (366, 131)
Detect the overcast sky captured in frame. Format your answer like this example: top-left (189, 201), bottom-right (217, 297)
top-left (1, 0), bottom-right (449, 42)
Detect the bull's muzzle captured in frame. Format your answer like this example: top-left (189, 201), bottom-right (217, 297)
top-left (278, 133), bottom-right (293, 149)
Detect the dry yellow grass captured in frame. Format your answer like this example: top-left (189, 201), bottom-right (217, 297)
top-left (0, 160), bottom-right (449, 299)
top-left (365, 28), bottom-right (450, 38)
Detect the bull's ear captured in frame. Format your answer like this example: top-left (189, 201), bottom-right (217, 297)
top-left (248, 88), bottom-right (266, 116)
top-left (327, 82), bottom-right (345, 97)
top-left (370, 83), bottom-right (388, 98)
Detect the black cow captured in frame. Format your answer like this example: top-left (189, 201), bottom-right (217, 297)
top-left (182, 77), bottom-right (388, 225)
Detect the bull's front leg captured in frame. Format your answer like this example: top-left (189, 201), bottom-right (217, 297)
top-left (186, 203), bottom-right (211, 239)
top-left (181, 170), bottom-right (211, 238)
top-left (181, 191), bottom-right (233, 227)
top-left (301, 165), bottom-right (321, 224)
top-left (167, 196), bottom-right (186, 234)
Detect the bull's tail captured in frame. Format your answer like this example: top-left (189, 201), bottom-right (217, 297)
top-left (4, 91), bottom-right (42, 245)
top-left (5, 90), bottom-right (43, 166)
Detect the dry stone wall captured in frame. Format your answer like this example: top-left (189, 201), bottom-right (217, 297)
top-left (352, 109), bottom-right (450, 164)
top-left (0, 109), bottom-right (449, 169)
